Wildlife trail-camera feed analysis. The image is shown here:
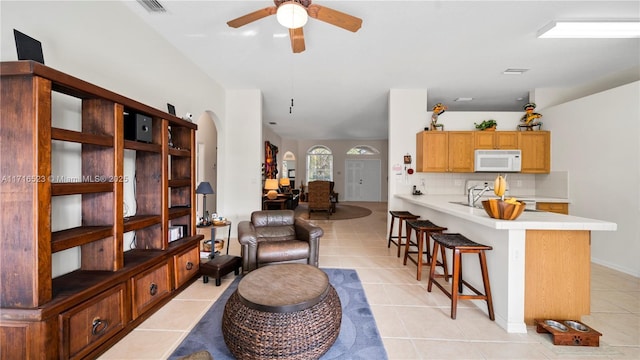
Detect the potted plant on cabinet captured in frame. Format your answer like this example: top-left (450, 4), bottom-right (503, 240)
top-left (475, 119), bottom-right (497, 131)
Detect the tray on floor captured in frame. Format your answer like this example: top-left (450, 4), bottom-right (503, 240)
top-left (535, 319), bottom-right (601, 347)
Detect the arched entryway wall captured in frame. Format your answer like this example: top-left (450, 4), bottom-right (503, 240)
top-left (282, 151), bottom-right (296, 188)
top-left (195, 111), bottom-right (218, 219)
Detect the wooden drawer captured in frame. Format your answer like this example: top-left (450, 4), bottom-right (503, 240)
top-left (59, 284), bottom-right (126, 360)
top-left (174, 245), bottom-right (200, 289)
top-left (131, 261), bottom-right (171, 319)
top-left (537, 202), bottom-right (569, 214)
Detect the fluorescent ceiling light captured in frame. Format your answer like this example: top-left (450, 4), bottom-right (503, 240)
top-left (538, 21), bottom-right (640, 38)
top-left (454, 97), bottom-right (473, 102)
top-left (503, 68), bottom-right (529, 75)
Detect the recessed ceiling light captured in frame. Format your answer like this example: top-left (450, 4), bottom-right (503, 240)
top-left (454, 97), bottom-right (473, 102)
top-left (537, 21), bottom-right (640, 38)
top-left (503, 68), bottom-right (529, 75)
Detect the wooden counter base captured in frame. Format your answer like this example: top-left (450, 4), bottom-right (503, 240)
top-left (525, 230), bottom-right (590, 324)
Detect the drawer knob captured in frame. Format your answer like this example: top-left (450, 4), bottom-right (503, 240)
top-left (186, 261), bottom-right (194, 271)
top-left (91, 318), bottom-right (109, 336)
top-left (150, 283), bottom-right (158, 296)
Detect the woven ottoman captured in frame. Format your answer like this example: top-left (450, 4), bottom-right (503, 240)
top-left (222, 264), bottom-right (342, 360)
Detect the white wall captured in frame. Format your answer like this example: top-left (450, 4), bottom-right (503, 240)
top-left (388, 89), bottom-right (428, 212)
top-left (219, 90), bottom-right (263, 231)
top-left (542, 82), bottom-right (640, 276)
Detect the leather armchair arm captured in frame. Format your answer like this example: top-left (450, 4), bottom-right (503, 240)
top-left (237, 220), bottom-right (258, 272)
top-left (295, 219), bottom-right (324, 267)
top-left (294, 220), bottom-right (324, 242)
top-left (238, 221), bottom-right (257, 246)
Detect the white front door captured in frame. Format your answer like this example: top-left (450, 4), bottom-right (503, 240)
top-left (345, 159), bottom-right (381, 201)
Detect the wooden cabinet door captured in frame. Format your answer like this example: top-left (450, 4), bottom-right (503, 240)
top-left (60, 284), bottom-right (127, 360)
top-left (448, 132), bottom-right (474, 172)
top-left (131, 262), bottom-right (171, 319)
top-left (174, 246), bottom-right (200, 289)
top-left (536, 202), bottom-right (568, 214)
top-left (474, 132), bottom-right (495, 149)
top-left (416, 131), bottom-right (448, 172)
top-left (495, 131), bottom-right (519, 149)
top-left (474, 131), bottom-right (519, 149)
top-left (519, 131), bottom-right (550, 173)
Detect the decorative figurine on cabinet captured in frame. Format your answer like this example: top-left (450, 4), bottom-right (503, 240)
top-left (430, 103), bottom-right (447, 131)
top-left (519, 102), bottom-right (543, 130)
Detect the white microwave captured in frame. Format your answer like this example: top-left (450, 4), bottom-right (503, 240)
top-left (474, 150), bottom-right (522, 172)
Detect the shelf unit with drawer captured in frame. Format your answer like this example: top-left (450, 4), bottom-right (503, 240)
top-left (0, 61), bottom-right (202, 359)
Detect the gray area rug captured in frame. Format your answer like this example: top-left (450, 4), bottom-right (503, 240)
top-left (295, 203), bottom-right (373, 220)
top-left (169, 268), bottom-right (388, 360)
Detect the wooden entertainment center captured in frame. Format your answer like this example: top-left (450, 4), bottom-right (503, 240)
top-left (0, 61), bottom-right (203, 359)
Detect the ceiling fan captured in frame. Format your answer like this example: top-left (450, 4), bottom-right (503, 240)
top-left (227, 0), bottom-right (363, 53)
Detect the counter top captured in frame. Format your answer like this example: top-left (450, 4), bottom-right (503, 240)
top-left (396, 194), bottom-right (617, 231)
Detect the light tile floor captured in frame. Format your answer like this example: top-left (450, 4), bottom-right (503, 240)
top-left (100, 202), bottom-right (639, 359)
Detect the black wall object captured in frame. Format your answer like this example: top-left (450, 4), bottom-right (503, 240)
top-left (167, 103), bottom-right (176, 115)
top-left (14, 29), bottom-right (44, 64)
top-left (124, 113), bottom-right (153, 143)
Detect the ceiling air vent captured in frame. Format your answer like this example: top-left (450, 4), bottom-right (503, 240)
top-left (137, 0), bottom-right (166, 13)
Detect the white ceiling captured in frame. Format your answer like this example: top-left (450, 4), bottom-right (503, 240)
top-left (122, 0), bottom-right (639, 140)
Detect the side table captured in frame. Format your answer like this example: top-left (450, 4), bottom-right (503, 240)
top-left (198, 220), bottom-right (242, 286)
top-left (196, 221), bottom-right (232, 259)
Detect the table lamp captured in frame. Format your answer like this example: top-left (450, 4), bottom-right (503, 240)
top-left (279, 177), bottom-right (291, 193)
top-left (264, 179), bottom-right (279, 200)
top-left (196, 181), bottom-right (214, 223)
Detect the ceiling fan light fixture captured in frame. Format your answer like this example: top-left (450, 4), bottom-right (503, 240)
top-left (277, 1), bottom-right (308, 29)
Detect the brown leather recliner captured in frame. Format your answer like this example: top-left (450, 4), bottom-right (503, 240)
top-left (237, 210), bottom-right (324, 273)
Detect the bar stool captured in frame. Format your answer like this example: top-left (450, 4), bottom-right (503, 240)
top-left (387, 211), bottom-right (420, 257)
top-left (404, 220), bottom-right (448, 281)
top-left (427, 233), bottom-right (495, 320)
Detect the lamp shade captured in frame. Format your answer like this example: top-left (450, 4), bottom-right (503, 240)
top-left (276, 1), bottom-right (308, 29)
top-left (264, 179), bottom-right (279, 190)
top-left (279, 178), bottom-right (290, 187)
top-left (196, 181), bottom-right (214, 195)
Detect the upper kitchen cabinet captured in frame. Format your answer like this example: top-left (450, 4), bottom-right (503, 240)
top-left (519, 131), bottom-right (550, 173)
top-left (416, 131), bottom-right (474, 172)
top-left (474, 131), bottom-right (519, 149)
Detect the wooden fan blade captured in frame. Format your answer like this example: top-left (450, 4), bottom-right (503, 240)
top-left (307, 4), bottom-right (362, 32)
top-left (227, 7), bottom-right (277, 28)
top-left (289, 27), bottom-right (305, 53)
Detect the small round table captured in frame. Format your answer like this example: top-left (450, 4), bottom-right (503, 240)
top-left (222, 264), bottom-right (342, 360)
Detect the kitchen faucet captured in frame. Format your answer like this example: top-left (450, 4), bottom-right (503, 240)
top-left (467, 183), bottom-right (492, 207)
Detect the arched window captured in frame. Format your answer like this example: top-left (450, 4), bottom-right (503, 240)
top-left (306, 146), bottom-right (333, 182)
top-left (346, 145), bottom-right (380, 155)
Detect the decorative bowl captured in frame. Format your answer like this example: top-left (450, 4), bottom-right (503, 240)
top-left (481, 199), bottom-right (525, 220)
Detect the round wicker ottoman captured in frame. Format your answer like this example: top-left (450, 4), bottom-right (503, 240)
top-left (222, 263), bottom-right (342, 360)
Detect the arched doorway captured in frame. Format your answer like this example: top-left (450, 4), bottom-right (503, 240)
top-left (195, 111), bottom-right (218, 218)
top-left (282, 151), bottom-right (296, 188)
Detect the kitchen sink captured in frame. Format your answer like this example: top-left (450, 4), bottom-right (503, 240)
top-left (449, 201), bottom-right (484, 209)
top-left (449, 201), bottom-right (539, 212)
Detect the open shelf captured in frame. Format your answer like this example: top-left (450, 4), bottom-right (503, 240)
top-left (52, 128), bottom-right (114, 146)
top-left (51, 226), bottom-right (113, 253)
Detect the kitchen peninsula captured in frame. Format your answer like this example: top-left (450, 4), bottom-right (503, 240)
top-left (395, 194), bottom-right (617, 333)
